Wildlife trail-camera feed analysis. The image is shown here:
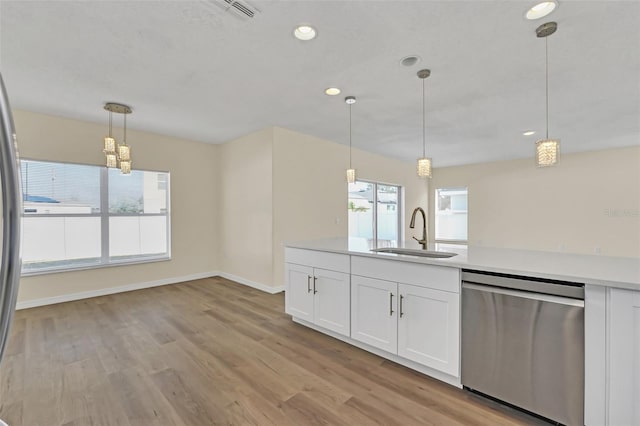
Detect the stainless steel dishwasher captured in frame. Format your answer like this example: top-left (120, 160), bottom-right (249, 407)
top-left (461, 270), bottom-right (584, 426)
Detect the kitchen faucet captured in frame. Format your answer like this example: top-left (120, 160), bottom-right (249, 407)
top-left (410, 207), bottom-right (428, 249)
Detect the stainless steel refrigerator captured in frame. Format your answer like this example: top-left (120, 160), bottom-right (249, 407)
top-left (0, 72), bottom-right (23, 426)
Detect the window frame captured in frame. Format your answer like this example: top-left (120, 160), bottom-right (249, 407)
top-left (20, 158), bottom-right (171, 276)
top-left (434, 186), bottom-right (468, 244)
top-left (348, 179), bottom-right (403, 247)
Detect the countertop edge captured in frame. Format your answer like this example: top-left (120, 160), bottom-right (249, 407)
top-left (285, 242), bottom-right (640, 291)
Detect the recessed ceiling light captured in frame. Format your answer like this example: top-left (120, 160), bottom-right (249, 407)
top-left (294, 25), bottom-right (317, 41)
top-left (525, 1), bottom-right (558, 20)
top-left (523, 130), bottom-right (536, 136)
top-left (400, 55), bottom-right (421, 67)
top-left (325, 87), bottom-right (341, 96)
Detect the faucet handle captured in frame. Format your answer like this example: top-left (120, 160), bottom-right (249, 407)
top-left (412, 235), bottom-right (428, 248)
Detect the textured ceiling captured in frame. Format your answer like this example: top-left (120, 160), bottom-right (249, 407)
top-left (1, 0), bottom-right (638, 167)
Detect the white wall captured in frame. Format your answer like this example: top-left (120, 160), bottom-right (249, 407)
top-left (430, 146), bottom-right (640, 257)
top-left (218, 128), bottom-right (274, 287)
top-left (13, 110), bottom-right (219, 302)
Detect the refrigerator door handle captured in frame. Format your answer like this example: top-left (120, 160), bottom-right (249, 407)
top-left (0, 73), bottom-right (23, 363)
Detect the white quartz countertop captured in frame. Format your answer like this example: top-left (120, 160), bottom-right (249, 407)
top-left (286, 238), bottom-right (640, 291)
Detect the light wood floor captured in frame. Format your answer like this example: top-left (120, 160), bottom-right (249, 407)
top-left (0, 277), bottom-right (546, 426)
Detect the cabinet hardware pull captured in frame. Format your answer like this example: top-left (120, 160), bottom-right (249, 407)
top-left (400, 294), bottom-right (404, 318)
top-left (313, 276), bottom-right (318, 294)
top-left (307, 275), bottom-right (312, 293)
top-left (390, 293), bottom-right (394, 316)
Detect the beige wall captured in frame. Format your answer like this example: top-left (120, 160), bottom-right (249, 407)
top-left (431, 146), bottom-right (640, 257)
top-left (272, 127), bottom-right (429, 288)
top-left (13, 111), bottom-right (427, 301)
top-left (13, 110), bottom-right (219, 302)
top-left (218, 128), bottom-right (274, 286)
top-left (17, 109), bottom-right (637, 303)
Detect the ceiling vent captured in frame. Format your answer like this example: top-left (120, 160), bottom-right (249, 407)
top-left (208, 0), bottom-right (260, 19)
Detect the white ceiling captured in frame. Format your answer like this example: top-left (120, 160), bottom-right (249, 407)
top-left (1, 0), bottom-right (638, 167)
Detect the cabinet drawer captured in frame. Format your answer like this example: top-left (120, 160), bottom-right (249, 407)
top-left (351, 256), bottom-right (460, 293)
top-left (285, 247), bottom-right (350, 274)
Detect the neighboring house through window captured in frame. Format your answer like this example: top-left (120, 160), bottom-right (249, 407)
top-left (348, 180), bottom-right (402, 248)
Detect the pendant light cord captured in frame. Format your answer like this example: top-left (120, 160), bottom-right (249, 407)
top-left (108, 111), bottom-right (113, 138)
top-left (545, 36), bottom-right (549, 140)
top-left (349, 102), bottom-right (352, 169)
top-left (123, 112), bottom-right (127, 146)
top-left (422, 76), bottom-right (426, 158)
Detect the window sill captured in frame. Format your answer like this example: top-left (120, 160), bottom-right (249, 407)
top-left (20, 255), bottom-right (171, 277)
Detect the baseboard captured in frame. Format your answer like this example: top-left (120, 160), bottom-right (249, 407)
top-left (216, 271), bottom-right (284, 294)
top-left (15, 271), bottom-right (219, 310)
top-left (15, 270), bottom-right (284, 310)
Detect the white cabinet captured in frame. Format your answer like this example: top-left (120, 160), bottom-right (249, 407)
top-left (585, 286), bottom-right (640, 426)
top-left (397, 283), bottom-right (459, 376)
top-left (285, 248), bottom-right (350, 337)
top-left (351, 275), bottom-right (398, 354)
top-left (313, 268), bottom-right (350, 335)
top-left (351, 256), bottom-right (460, 377)
top-left (608, 288), bottom-right (640, 426)
top-left (285, 263), bottom-right (314, 322)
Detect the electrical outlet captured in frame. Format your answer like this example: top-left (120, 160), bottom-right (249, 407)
top-left (594, 247), bottom-right (602, 255)
top-left (558, 243), bottom-right (566, 252)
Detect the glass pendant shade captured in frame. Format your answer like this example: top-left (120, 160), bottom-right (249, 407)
top-left (106, 153), bottom-right (118, 168)
top-left (103, 137), bottom-right (116, 154)
top-left (535, 138), bottom-right (559, 167)
top-left (103, 103), bottom-right (133, 175)
top-left (118, 144), bottom-right (131, 161)
top-left (346, 168), bottom-right (356, 184)
top-left (417, 157), bottom-right (432, 178)
top-left (119, 160), bottom-right (132, 175)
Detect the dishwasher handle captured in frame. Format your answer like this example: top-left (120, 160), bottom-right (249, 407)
top-left (461, 270), bottom-right (583, 299)
top-left (462, 282), bottom-right (584, 308)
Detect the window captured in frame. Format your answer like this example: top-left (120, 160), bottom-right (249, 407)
top-left (348, 180), bottom-right (402, 247)
top-left (435, 187), bottom-right (468, 242)
top-left (21, 159), bottom-right (170, 274)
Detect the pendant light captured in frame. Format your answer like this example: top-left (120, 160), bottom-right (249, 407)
top-left (103, 102), bottom-right (133, 174)
top-left (118, 111), bottom-right (132, 175)
top-left (345, 96), bottom-right (356, 184)
top-left (103, 109), bottom-right (117, 167)
top-left (535, 22), bottom-right (560, 167)
top-left (416, 69), bottom-right (432, 178)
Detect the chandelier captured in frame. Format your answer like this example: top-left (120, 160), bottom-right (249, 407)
top-left (103, 102), bottom-right (132, 174)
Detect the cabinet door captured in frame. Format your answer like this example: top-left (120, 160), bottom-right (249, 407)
top-left (351, 275), bottom-right (398, 354)
top-left (609, 288), bottom-right (640, 426)
top-left (313, 268), bottom-right (350, 336)
top-left (285, 263), bottom-right (314, 322)
top-left (398, 283), bottom-right (459, 376)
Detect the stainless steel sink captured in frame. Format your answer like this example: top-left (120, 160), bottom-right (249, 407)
top-left (371, 247), bottom-right (458, 258)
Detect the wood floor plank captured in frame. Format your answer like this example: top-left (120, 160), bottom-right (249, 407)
top-left (0, 400), bottom-right (23, 426)
top-left (1, 278), bottom-right (546, 425)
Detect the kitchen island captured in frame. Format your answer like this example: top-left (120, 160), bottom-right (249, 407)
top-left (284, 238), bottom-right (640, 426)
top-left (287, 237), bottom-right (640, 290)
